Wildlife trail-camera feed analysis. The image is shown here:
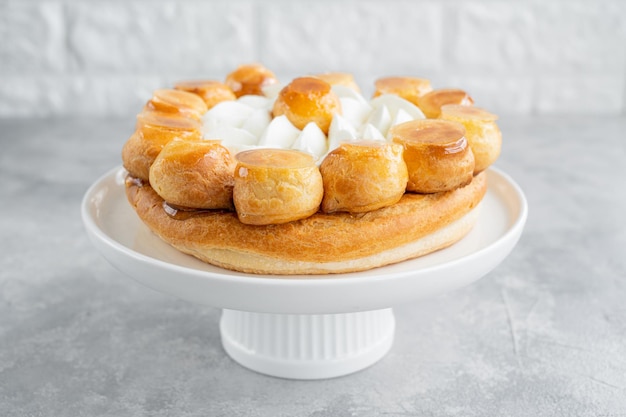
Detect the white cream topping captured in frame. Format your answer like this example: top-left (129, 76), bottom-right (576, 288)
top-left (202, 101), bottom-right (253, 133)
top-left (205, 126), bottom-right (257, 146)
top-left (365, 105), bottom-right (392, 137)
top-left (291, 122), bottom-right (327, 158)
top-left (257, 115), bottom-right (300, 149)
top-left (201, 83), bottom-right (425, 163)
top-left (339, 97), bottom-right (372, 129)
top-left (237, 94), bottom-right (274, 111)
top-left (261, 83), bottom-right (282, 100)
top-left (327, 113), bottom-right (358, 152)
top-left (360, 123), bottom-right (386, 141)
top-left (370, 94), bottom-right (425, 121)
top-left (241, 108), bottom-right (271, 137)
top-left (331, 85), bottom-right (368, 104)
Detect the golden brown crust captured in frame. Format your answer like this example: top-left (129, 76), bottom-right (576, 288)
top-left (144, 89), bottom-right (208, 119)
top-left (390, 119), bottom-right (475, 193)
top-left (417, 89), bottom-right (474, 119)
top-left (233, 149), bottom-right (324, 225)
top-left (320, 141), bottom-right (408, 214)
top-left (121, 113), bottom-right (202, 181)
top-left (440, 104), bottom-right (502, 174)
top-left (373, 76), bottom-right (433, 106)
top-left (149, 139), bottom-right (236, 210)
top-left (272, 77), bottom-right (341, 134)
top-left (313, 72), bottom-right (360, 92)
top-left (121, 66), bottom-right (500, 275)
top-left (125, 172), bottom-right (486, 275)
top-left (174, 80), bottom-right (237, 109)
top-left (225, 63), bottom-right (279, 97)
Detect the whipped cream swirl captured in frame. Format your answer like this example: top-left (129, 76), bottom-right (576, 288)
top-left (201, 83), bottom-right (426, 162)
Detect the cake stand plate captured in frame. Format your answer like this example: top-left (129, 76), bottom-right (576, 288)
top-left (82, 166), bottom-right (527, 379)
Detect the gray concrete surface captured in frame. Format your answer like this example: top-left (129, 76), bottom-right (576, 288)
top-left (1, 116), bottom-right (625, 416)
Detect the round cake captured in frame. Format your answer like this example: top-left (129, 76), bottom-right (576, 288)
top-left (122, 64), bottom-right (502, 275)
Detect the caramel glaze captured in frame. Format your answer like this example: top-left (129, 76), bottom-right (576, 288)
top-left (417, 88), bottom-right (473, 119)
top-left (373, 76), bottom-right (433, 106)
top-left (272, 77), bottom-right (341, 134)
top-left (389, 119), bottom-right (476, 194)
top-left (125, 115), bottom-right (482, 224)
top-left (174, 80), bottom-right (236, 109)
top-left (162, 201), bottom-right (232, 221)
top-left (128, 167), bottom-right (483, 224)
top-left (225, 63), bottom-right (279, 97)
top-left (125, 175), bottom-right (145, 188)
top-left (126, 175), bottom-right (233, 221)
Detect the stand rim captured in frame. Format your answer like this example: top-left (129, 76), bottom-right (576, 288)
top-left (82, 166), bottom-right (527, 314)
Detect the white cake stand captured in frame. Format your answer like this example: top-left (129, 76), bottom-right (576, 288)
top-left (82, 166), bottom-right (527, 379)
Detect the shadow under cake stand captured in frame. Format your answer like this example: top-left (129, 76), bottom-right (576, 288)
top-left (82, 167), bottom-right (527, 379)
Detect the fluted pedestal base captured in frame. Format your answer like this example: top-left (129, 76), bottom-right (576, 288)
top-left (220, 308), bottom-right (395, 379)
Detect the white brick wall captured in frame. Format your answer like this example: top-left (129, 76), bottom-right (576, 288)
top-left (1, 0), bottom-right (625, 117)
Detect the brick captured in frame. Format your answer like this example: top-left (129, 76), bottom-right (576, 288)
top-left (65, 75), bottom-right (167, 117)
top-left (66, 2), bottom-right (257, 75)
top-left (0, 2), bottom-right (66, 73)
top-left (442, 75), bottom-right (534, 115)
top-left (0, 75), bottom-right (167, 118)
top-left (0, 76), bottom-right (65, 117)
top-left (535, 76), bottom-right (624, 114)
top-left (1, 0), bottom-right (625, 117)
top-left (448, 1), bottom-right (626, 75)
top-left (260, 1), bottom-right (443, 76)
top-left (528, 2), bottom-right (626, 74)
top-left (447, 2), bottom-right (535, 73)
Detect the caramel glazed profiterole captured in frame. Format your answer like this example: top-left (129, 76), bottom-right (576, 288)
top-left (122, 64), bottom-right (501, 275)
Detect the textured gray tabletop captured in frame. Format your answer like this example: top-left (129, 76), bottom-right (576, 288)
top-left (1, 116), bottom-right (625, 416)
